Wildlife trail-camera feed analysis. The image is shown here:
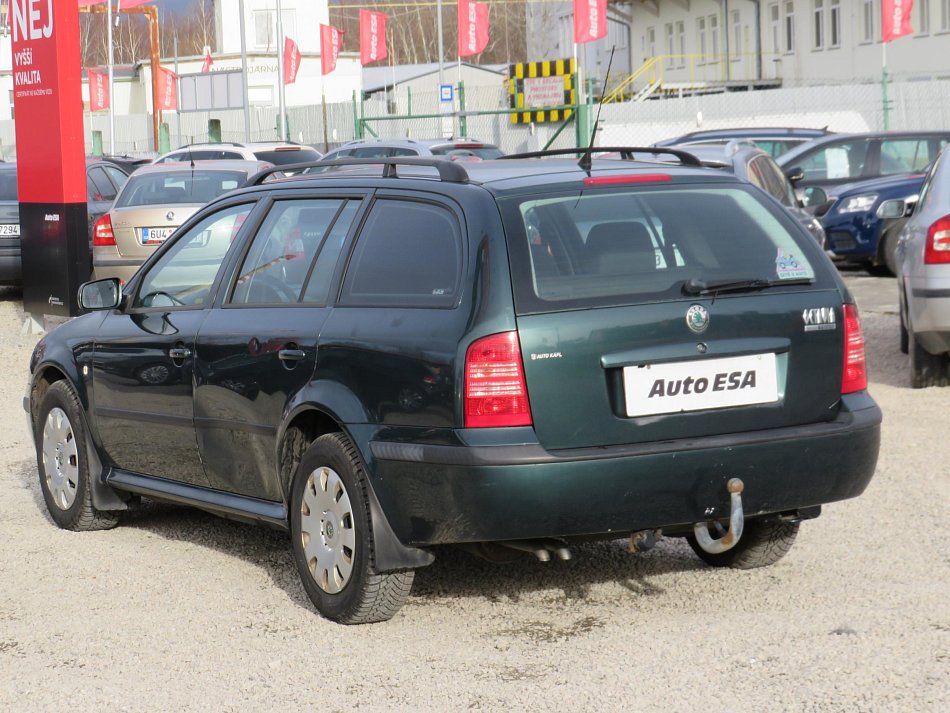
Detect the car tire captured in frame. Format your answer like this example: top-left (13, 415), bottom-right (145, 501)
top-left (909, 328), bottom-right (950, 388)
top-left (899, 308), bottom-right (909, 355)
top-left (35, 381), bottom-right (119, 531)
top-left (289, 432), bottom-right (414, 624)
top-left (881, 227), bottom-right (900, 277)
top-left (686, 518), bottom-right (799, 569)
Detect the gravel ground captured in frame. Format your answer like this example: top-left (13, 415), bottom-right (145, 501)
top-left (0, 277), bottom-right (947, 712)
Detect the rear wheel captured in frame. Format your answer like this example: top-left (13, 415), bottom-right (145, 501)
top-left (289, 432), bottom-right (414, 624)
top-left (35, 381), bottom-right (119, 531)
top-left (686, 518), bottom-right (799, 569)
top-left (909, 328), bottom-right (950, 388)
top-left (899, 308), bottom-right (909, 354)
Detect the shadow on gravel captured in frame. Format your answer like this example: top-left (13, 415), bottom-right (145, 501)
top-left (0, 286), bottom-right (23, 303)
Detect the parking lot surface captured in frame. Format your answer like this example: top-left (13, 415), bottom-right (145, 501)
top-left (0, 275), bottom-right (947, 712)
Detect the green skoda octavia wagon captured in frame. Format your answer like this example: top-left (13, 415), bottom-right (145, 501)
top-left (27, 151), bottom-right (881, 623)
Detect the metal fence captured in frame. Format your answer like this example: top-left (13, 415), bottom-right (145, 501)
top-left (1, 77), bottom-right (947, 161)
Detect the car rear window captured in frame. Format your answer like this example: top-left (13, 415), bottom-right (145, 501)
top-left (430, 144), bottom-right (503, 159)
top-left (501, 183), bottom-right (822, 314)
top-left (0, 172), bottom-right (17, 201)
top-left (253, 148), bottom-right (322, 165)
top-left (115, 171), bottom-right (246, 207)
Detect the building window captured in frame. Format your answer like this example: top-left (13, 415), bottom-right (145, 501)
top-left (697, 16), bottom-right (707, 63)
top-left (830, 0), bottom-right (841, 46)
top-left (813, 0), bottom-right (825, 49)
top-left (769, 3), bottom-right (781, 54)
top-left (646, 26), bottom-right (656, 59)
top-left (862, 0), bottom-right (875, 42)
top-left (253, 8), bottom-right (296, 51)
top-left (918, 0), bottom-right (931, 33)
top-left (732, 10), bottom-right (742, 60)
top-left (677, 21), bottom-right (686, 66)
top-left (942, 0), bottom-right (950, 31)
top-left (665, 23), bottom-right (674, 68)
top-left (709, 14), bottom-right (720, 62)
top-left (783, 2), bottom-right (795, 53)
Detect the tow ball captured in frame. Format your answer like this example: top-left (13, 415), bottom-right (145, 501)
top-left (692, 478), bottom-right (745, 554)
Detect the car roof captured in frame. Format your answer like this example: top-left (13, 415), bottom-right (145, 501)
top-left (335, 138), bottom-right (498, 149)
top-left (658, 127), bottom-right (830, 144)
top-left (777, 130), bottom-right (950, 165)
top-left (130, 160), bottom-right (270, 176)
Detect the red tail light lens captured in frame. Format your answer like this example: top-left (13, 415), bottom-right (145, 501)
top-left (92, 214), bottom-right (115, 246)
top-left (583, 174), bottom-right (672, 186)
top-left (925, 214), bottom-right (950, 264)
top-left (842, 304), bottom-right (867, 394)
top-left (464, 331), bottom-right (532, 428)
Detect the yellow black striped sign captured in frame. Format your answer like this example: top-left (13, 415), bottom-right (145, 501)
top-left (509, 58), bottom-right (577, 124)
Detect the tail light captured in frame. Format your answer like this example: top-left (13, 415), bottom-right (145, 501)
top-left (92, 214), bottom-right (115, 246)
top-left (925, 214), bottom-right (950, 264)
top-left (464, 331), bottom-right (532, 428)
top-left (841, 304), bottom-right (867, 394)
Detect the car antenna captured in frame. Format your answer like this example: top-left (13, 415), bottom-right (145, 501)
top-left (578, 45), bottom-right (615, 174)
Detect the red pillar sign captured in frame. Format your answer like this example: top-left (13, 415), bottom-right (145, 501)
top-left (11, 0), bottom-right (90, 318)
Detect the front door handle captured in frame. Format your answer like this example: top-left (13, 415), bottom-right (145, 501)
top-left (169, 347), bottom-right (191, 360)
top-left (278, 348), bottom-right (306, 362)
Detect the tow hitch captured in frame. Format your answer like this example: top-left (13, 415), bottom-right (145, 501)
top-left (693, 478), bottom-right (745, 554)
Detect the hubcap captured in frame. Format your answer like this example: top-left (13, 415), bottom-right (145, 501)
top-left (299, 466), bottom-right (356, 594)
top-left (42, 407), bottom-right (79, 510)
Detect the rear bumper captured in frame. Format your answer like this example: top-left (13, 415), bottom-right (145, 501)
top-left (367, 394), bottom-right (882, 546)
top-left (91, 256), bottom-right (141, 285)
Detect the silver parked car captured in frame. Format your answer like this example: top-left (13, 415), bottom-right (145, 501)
top-left (881, 145), bottom-right (950, 387)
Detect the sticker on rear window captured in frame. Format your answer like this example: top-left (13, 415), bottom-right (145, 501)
top-left (776, 248), bottom-right (809, 280)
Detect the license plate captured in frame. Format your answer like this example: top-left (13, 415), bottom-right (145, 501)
top-left (0, 224), bottom-right (20, 236)
top-left (141, 227), bottom-right (174, 245)
top-left (624, 353), bottom-right (778, 417)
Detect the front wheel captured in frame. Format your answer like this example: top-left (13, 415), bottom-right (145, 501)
top-left (686, 518), bottom-right (799, 569)
top-left (35, 381), bottom-right (119, 531)
top-left (289, 432), bottom-right (414, 624)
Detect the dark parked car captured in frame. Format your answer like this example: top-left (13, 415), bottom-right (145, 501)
top-left (0, 159), bottom-right (129, 287)
top-left (27, 152), bottom-right (880, 624)
top-left (777, 131), bottom-right (950, 200)
top-left (654, 127), bottom-right (832, 158)
top-left (819, 171), bottom-right (926, 275)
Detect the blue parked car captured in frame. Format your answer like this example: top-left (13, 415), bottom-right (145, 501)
top-left (818, 171), bottom-right (926, 275)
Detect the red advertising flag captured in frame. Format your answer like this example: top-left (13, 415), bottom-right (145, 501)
top-left (320, 24), bottom-right (344, 75)
top-left (882, 0), bottom-right (915, 42)
top-left (156, 66), bottom-right (177, 110)
top-left (359, 10), bottom-right (388, 66)
top-left (573, 0), bottom-right (608, 44)
top-left (201, 45), bottom-right (213, 73)
top-left (87, 69), bottom-right (109, 112)
top-left (457, 0), bottom-right (489, 58)
top-left (283, 36), bottom-right (301, 84)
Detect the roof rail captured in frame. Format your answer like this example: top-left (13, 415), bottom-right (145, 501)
top-left (176, 142), bottom-right (246, 149)
top-left (246, 156), bottom-right (470, 186)
top-left (500, 146), bottom-right (702, 167)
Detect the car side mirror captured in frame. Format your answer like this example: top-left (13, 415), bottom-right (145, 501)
top-left (79, 278), bottom-right (122, 311)
top-left (785, 165), bottom-right (805, 184)
top-left (876, 194), bottom-right (917, 219)
top-left (801, 186), bottom-right (828, 208)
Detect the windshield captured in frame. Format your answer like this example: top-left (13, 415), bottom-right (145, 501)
top-left (253, 148), bottom-right (322, 165)
top-left (115, 170), bottom-right (245, 208)
top-left (502, 183), bottom-right (820, 313)
top-left (430, 144), bottom-right (503, 160)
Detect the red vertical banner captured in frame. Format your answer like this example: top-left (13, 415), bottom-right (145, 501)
top-left (359, 10), bottom-right (388, 65)
top-left (573, 0), bottom-right (608, 44)
top-left (88, 69), bottom-right (109, 112)
top-left (201, 45), bottom-right (213, 73)
top-left (320, 24), bottom-right (344, 75)
top-left (156, 66), bottom-right (177, 110)
top-left (283, 36), bottom-right (301, 84)
top-left (882, 0), bottom-right (914, 41)
top-left (457, 0), bottom-right (489, 58)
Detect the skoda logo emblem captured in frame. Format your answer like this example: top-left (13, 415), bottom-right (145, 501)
top-left (686, 304), bottom-right (709, 333)
top-left (166, 211), bottom-right (175, 221)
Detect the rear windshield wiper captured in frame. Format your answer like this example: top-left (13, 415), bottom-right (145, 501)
top-left (682, 277), bottom-right (814, 296)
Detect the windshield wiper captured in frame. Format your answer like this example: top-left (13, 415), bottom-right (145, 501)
top-left (682, 276), bottom-right (814, 296)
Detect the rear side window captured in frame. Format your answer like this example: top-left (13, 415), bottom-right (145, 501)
top-left (797, 140), bottom-right (869, 181)
top-left (88, 167), bottom-right (118, 201)
top-left (340, 199), bottom-right (461, 308)
top-left (502, 184), bottom-right (820, 313)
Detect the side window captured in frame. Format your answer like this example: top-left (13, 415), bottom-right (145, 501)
top-left (750, 156), bottom-right (794, 206)
top-left (230, 199), bottom-right (347, 305)
top-left (353, 146), bottom-right (394, 158)
top-left (103, 165), bottom-right (130, 191)
top-left (798, 140), bottom-right (869, 180)
top-left (880, 139), bottom-right (931, 174)
top-left (340, 199), bottom-right (462, 308)
top-left (390, 147), bottom-right (418, 157)
top-left (134, 204), bottom-right (253, 309)
top-left (301, 200), bottom-right (361, 304)
top-left (88, 167), bottom-right (118, 201)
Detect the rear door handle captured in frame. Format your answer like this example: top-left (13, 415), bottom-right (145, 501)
top-left (168, 347), bottom-right (191, 360)
top-left (278, 349), bottom-right (306, 362)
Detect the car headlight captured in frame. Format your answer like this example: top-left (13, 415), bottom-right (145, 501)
top-left (837, 193), bottom-right (879, 214)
